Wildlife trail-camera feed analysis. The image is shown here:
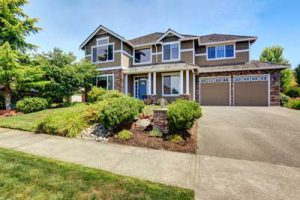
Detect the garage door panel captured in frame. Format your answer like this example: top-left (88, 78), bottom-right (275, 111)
top-left (201, 83), bottom-right (230, 106)
top-left (234, 82), bottom-right (268, 106)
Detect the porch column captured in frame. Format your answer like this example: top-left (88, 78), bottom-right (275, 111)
top-left (148, 72), bottom-right (152, 95)
top-left (186, 70), bottom-right (189, 95)
top-left (153, 72), bottom-right (157, 95)
top-left (124, 74), bottom-right (128, 94)
top-left (180, 70), bottom-right (184, 95)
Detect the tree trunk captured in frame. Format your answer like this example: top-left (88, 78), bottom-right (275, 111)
top-left (3, 87), bottom-right (12, 110)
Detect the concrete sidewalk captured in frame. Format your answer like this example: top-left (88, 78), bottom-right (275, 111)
top-left (0, 128), bottom-right (196, 189)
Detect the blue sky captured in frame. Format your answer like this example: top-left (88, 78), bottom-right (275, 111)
top-left (25, 0), bottom-right (299, 68)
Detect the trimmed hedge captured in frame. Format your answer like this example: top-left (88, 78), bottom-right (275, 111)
top-left (16, 97), bottom-right (49, 113)
top-left (99, 90), bottom-right (123, 101)
top-left (37, 104), bottom-right (89, 137)
top-left (87, 87), bottom-right (106, 103)
top-left (99, 96), bottom-right (144, 131)
top-left (115, 130), bottom-right (133, 141)
top-left (167, 99), bottom-right (201, 132)
top-left (84, 100), bottom-right (109, 124)
top-left (286, 99), bottom-right (300, 110)
top-left (285, 86), bottom-right (300, 98)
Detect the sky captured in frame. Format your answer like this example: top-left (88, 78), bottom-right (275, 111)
top-left (24, 0), bottom-right (300, 68)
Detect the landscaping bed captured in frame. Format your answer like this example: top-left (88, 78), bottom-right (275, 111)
top-left (0, 147), bottom-right (194, 200)
top-left (109, 121), bottom-right (198, 153)
top-left (0, 110), bottom-right (22, 118)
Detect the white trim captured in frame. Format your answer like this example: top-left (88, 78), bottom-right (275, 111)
top-left (206, 44), bottom-right (236, 61)
top-left (153, 72), bottom-right (157, 95)
top-left (124, 74), bottom-right (128, 94)
top-left (121, 41), bottom-right (123, 68)
top-left (268, 74), bottom-right (270, 106)
top-left (96, 74), bottom-right (114, 90)
top-left (91, 42), bottom-right (115, 64)
top-left (161, 72), bottom-right (181, 97)
top-left (180, 70), bottom-right (184, 95)
top-left (186, 70), bottom-right (189, 94)
top-left (148, 73), bottom-right (152, 95)
top-left (193, 72), bottom-right (195, 101)
top-left (195, 53), bottom-right (206, 56)
top-left (115, 49), bottom-right (133, 58)
top-left (198, 38), bottom-right (257, 46)
top-left (235, 49), bottom-right (249, 53)
top-left (152, 52), bottom-right (162, 55)
top-left (133, 48), bottom-right (152, 65)
top-left (96, 66), bottom-right (126, 71)
top-left (80, 25), bottom-right (132, 49)
top-left (180, 48), bottom-right (194, 52)
top-left (157, 29), bottom-right (184, 42)
top-left (85, 54), bottom-right (91, 57)
top-left (162, 41), bottom-right (181, 62)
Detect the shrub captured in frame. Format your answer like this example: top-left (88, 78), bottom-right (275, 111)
top-left (37, 104), bottom-right (89, 137)
top-left (84, 100), bottom-right (109, 124)
top-left (168, 134), bottom-right (184, 144)
top-left (99, 90), bottom-right (123, 101)
top-left (280, 93), bottom-right (291, 106)
top-left (167, 99), bottom-right (201, 133)
top-left (285, 86), bottom-right (300, 98)
top-left (286, 99), bottom-right (300, 110)
top-left (16, 97), bottom-right (49, 113)
top-left (87, 87), bottom-right (106, 103)
top-left (99, 96), bottom-right (144, 131)
top-left (149, 128), bottom-right (162, 137)
top-left (115, 130), bottom-right (133, 141)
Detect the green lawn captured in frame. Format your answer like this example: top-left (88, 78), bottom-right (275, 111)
top-left (0, 148), bottom-right (194, 200)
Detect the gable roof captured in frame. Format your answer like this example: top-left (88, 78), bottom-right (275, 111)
top-left (80, 25), bottom-right (257, 48)
top-left (79, 25), bottom-right (132, 49)
top-left (199, 34), bottom-right (257, 44)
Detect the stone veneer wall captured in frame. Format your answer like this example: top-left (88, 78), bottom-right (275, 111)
top-left (197, 69), bottom-right (281, 106)
top-left (153, 108), bottom-right (169, 134)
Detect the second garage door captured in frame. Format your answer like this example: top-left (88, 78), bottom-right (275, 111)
top-left (233, 75), bottom-right (269, 106)
top-left (199, 77), bottom-right (231, 106)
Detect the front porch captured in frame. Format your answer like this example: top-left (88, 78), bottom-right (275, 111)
top-left (123, 63), bottom-right (197, 102)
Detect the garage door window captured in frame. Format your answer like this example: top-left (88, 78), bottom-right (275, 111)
top-left (162, 74), bottom-right (180, 96)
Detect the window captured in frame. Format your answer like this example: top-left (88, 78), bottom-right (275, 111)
top-left (96, 74), bottom-right (114, 90)
top-left (92, 38), bottom-right (114, 63)
top-left (134, 48), bottom-right (151, 64)
top-left (162, 74), bottom-right (180, 96)
top-left (163, 42), bottom-right (179, 61)
top-left (207, 44), bottom-right (234, 60)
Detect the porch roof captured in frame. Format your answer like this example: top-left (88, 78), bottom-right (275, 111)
top-left (123, 62), bottom-right (198, 74)
top-left (197, 60), bottom-right (288, 73)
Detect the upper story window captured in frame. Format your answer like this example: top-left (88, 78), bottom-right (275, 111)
top-left (207, 44), bottom-right (234, 60)
top-left (92, 37), bottom-right (114, 63)
top-left (163, 42), bottom-right (180, 62)
top-left (134, 48), bottom-right (151, 64)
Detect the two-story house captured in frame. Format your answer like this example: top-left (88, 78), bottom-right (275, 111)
top-left (80, 25), bottom-right (287, 106)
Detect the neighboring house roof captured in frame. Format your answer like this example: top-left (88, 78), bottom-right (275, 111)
top-left (199, 34), bottom-right (257, 44)
top-left (197, 60), bottom-right (288, 73)
top-left (129, 32), bottom-right (164, 46)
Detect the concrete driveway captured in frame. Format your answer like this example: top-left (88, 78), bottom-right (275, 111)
top-left (196, 106), bottom-right (300, 200)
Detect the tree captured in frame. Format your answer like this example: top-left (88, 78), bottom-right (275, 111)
top-left (280, 69), bottom-right (295, 91)
top-left (0, 42), bottom-right (23, 109)
top-left (259, 45), bottom-right (289, 65)
top-left (34, 48), bottom-right (96, 102)
top-left (295, 65), bottom-right (300, 85)
top-left (0, 0), bottom-right (41, 51)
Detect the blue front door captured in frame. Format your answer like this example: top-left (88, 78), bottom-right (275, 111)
top-left (138, 79), bottom-right (147, 100)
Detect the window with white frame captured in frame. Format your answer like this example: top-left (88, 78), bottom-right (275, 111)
top-left (162, 74), bottom-right (180, 96)
top-left (96, 74), bottom-right (114, 90)
top-left (134, 48), bottom-right (151, 64)
top-left (207, 44), bottom-right (234, 60)
top-left (163, 42), bottom-right (179, 61)
top-left (92, 37), bottom-right (114, 63)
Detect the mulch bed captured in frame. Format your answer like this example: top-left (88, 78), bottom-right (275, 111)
top-left (109, 121), bottom-right (197, 154)
top-left (0, 110), bottom-right (22, 118)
